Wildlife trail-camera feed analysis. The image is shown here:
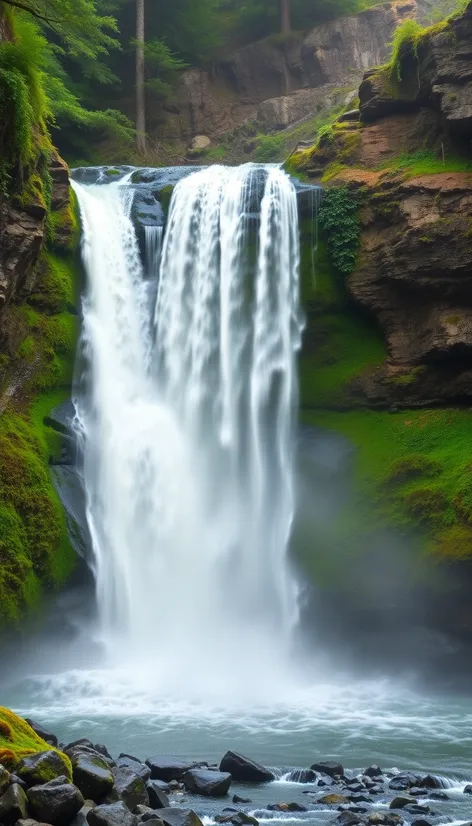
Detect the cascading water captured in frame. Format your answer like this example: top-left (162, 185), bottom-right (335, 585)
top-left (71, 163), bottom-right (303, 693)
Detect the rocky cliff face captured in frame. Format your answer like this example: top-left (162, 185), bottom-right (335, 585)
top-left (155, 1), bottom-right (417, 147)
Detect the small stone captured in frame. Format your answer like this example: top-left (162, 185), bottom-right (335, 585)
top-left (318, 792), bottom-right (349, 804)
top-left (364, 765), bottom-right (383, 779)
top-left (430, 791), bottom-right (448, 800)
top-left (233, 795), bottom-right (251, 804)
top-left (0, 783), bottom-right (28, 825)
top-left (87, 801), bottom-right (138, 826)
top-left (389, 773), bottom-right (419, 791)
top-left (390, 796), bottom-right (416, 809)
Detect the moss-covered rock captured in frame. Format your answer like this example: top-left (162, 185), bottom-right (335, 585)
top-left (0, 709), bottom-right (70, 773)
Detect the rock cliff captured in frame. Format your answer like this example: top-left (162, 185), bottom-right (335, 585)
top-left (154, 1), bottom-right (417, 149)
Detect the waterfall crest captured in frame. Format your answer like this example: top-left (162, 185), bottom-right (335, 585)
top-left (72, 164), bottom-right (302, 681)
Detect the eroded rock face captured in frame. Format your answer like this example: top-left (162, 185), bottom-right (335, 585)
top-left (158, 1), bottom-right (417, 141)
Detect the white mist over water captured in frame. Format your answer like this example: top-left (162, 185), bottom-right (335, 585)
top-left (71, 164), bottom-right (303, 696)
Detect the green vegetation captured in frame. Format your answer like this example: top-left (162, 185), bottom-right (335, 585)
top-left (303, 408), bottom-right (472, 560)
top-left (378, 149), bottom-right (472, 177)
top-left (318, 187), bottom-right (360, 275)
top-left (0, 707), bottom-right (71, 772)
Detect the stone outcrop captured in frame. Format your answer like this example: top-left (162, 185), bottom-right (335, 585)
top-left (293, 1), bottom-right (472, 410)
top-left (155, 1), bottom-right (417, 144)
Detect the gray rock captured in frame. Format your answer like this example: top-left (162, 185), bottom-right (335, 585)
top-left (310, 761), bottom-right (344, 778)
top-left (28, 778), bottom-right (84, 825)
top-left (364, 765), bottom-right (383, 778)
top-left (72, 754), bottom-right (114, 801)
top-left (219, 752), bottom-right (274, 783)
top-left (24, 720), bottom-right (58, 748)
top-left (0, 783), bottom-right (28, 824)
top-left (158, 807), bottom-right (204, 826)
top-left (368, 815), bottom-right (404, 826)
top-left (134, 805), bottom-right (155, 817)
top-left (232, 795), bottom-right (252, 804)
top-left (87, 801), bottom-right (138, 826)
top-left (145, 758), bottom-right (198, 783)
top-left (0, 765), bottom-right (11, 794)
top-left (183, 769), bottom-right (231, 798)
top-left (116, 758), bottom-right (151, 782)
top-left (390, 795), bottom-right (416, 809)
top-left (10, 773), bottom-right (28, 791)
top-left (146, 780), bottom-right (170, 810)
top-left (111, 767), bottom-right (148, 811)
top-left (19, 750), bottom-right (71, 786)
top-left (389, 773), bottom-right (420, 791)
top-left (284, 770), bottom-right (315, 784)
top-left (418, 774), bottom-right (442, 789)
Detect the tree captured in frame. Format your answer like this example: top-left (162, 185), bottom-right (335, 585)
top-left (280, 0), bottom-right (291, 32)
top-left (136, 0), bottom-right (146, 154)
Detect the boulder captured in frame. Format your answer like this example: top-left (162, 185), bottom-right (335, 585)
top-left (368, 815), bottom-right (404, 826)
top-left (24, 720), bottom-right (58, 748)
top-left (157, 807), bottom-right (204, 826)
top-left (0, 765), bottom-right (11, 794)
top-left (219, 752), bottom-right (274, 783)
top-left (116, 758), bottom-right (151, 782)
top-left (71, 754), bottom-right (114, 801)
top-left (389, 773), bottom-right (420, 791)
top-left (190, 136), bottom-right (211, 152)
top-left (267, 803), bottom-right (307, 812)
top-left (93, 746), bottom-right (113, 761)
top-left (464, 784), bottom-right (472, 793)
top-left (146, 780), bottom-right (170, 809)
top-left (19, 751), bottom-right (71, 786)
top-left (233, 795), bottom-right (252, 804)
top-left (87, 801), bottom-right (138, 826)
top-left (111, 767), bottom-right (148, 810)
top-left (10, 773), bottom-right (28, 791)
top-left (390, 796), bottom-right (416, 809)
top-left (183, 769), bottom-right (231, 797)
top-left (145, 758), bottom-right (198, 783)
top-left (318, 793), bottom-right (349, 804)
top-left (310, 761), bottom-right (344, 778)
top-left (364, 765), bottom-right (383, 778)
top-left (284, 769), bottom-right (316, 783)
top-left (28, 777), bottom-right (84, 825)
top-left (418, 774), bottom-right (442, 789)
top-left (0, 783), bottom-right (28, 825)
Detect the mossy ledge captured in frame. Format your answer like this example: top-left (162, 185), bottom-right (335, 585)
top-left (0, 13), bottom-right (80, 627)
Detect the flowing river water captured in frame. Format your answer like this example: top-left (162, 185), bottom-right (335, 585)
top-left (2, 164), bottom-right (472, 825)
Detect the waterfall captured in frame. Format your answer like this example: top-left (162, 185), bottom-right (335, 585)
top-left (72, 164), bottom-right (303, 685)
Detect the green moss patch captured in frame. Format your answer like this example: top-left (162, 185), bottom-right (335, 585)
top-left (0, 708), bottom-right (71, 774)
top-left (303, 407), bottom-right (472, 559)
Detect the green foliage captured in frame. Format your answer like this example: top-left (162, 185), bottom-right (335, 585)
top-left (318, 186), bottom-right (360, 275)
top-left (142, 38), bottom-right (188, 101)
top-left (304, 407), bottom-right (472, 558)
top-left (389, 18), bottom-right (424, 81)
top-left (379, 149), bottom-right (472, 177)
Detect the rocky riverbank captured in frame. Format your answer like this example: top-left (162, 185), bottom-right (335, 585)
top-left (0, 711), bottom-right (471, 826)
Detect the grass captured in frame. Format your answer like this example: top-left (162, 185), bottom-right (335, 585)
top-left (378, 149), bottom-right (472, 177)
top-left (303, 407), bottom-right (472, 560)
top-left (0, 708), bottom-right (71, 773)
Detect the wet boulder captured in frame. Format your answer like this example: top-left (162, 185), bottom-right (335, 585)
top-left (0, 783), bottom-right (28, 824)
top-left (116, 757), bottom-right (151, 782)
top-left (146, 780), bottom-right (170, 809)
top-left (318, 793), bottom-right (349, 804)
top-left (24, 719), bottom-right (59, 748)
top-left (157, 807), bottom-right (204, 826)
top-left (364, 765), bottom-right (383, 779)
top-left (233, 795), bottom-right (252, 804)
top-left (19, 750), bottom-right (72, 786)
top-left (285, 769), bottom-right (316, 783)
top-left (71, 753), bottom-right (114, 800)
top-left (219, 752), bottom-right (274, 783)
top-left (145, 758), bottom-right (199, 783)
top-left (389, 773), bottom-right (420, 791)
top-left (28, 776), bottom-right (84, 825)
top-left (267, 803), bottom-right (307, 812)
top-left (310, 761), bottom-right (344, 778)
top-left (183, 769), bottom-right (231, 797)
top-left (390, 796), bottom-right (416, 809)
top-left (110, 766), bottom-right (148, 810)
top-left (418, 775), bottom-right (442, 789)
top-left (87, 801), bottom-right (138, 826)
top-left (368, 815), bottom-right (404, 826)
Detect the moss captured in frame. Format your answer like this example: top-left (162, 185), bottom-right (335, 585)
top-left (0, 708), bottom-right (71, 775)
top-left (48, 189), bottom-right (80, 253)
top-left (378, 149), bottom-right (472, 177)
top-left (158, 184), bottom-right (174, 215)
top-left (387, 366), bottom-right (426, 386)
top-left (29, 250), bottom-right (77, 314)
top-left (302, 408), bottom-right (472, 562)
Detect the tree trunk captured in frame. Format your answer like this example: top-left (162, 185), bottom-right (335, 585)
top-left (280, 0), bottom-right (291, 33)
top-left (136, 0), bottom-right (146, 155)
